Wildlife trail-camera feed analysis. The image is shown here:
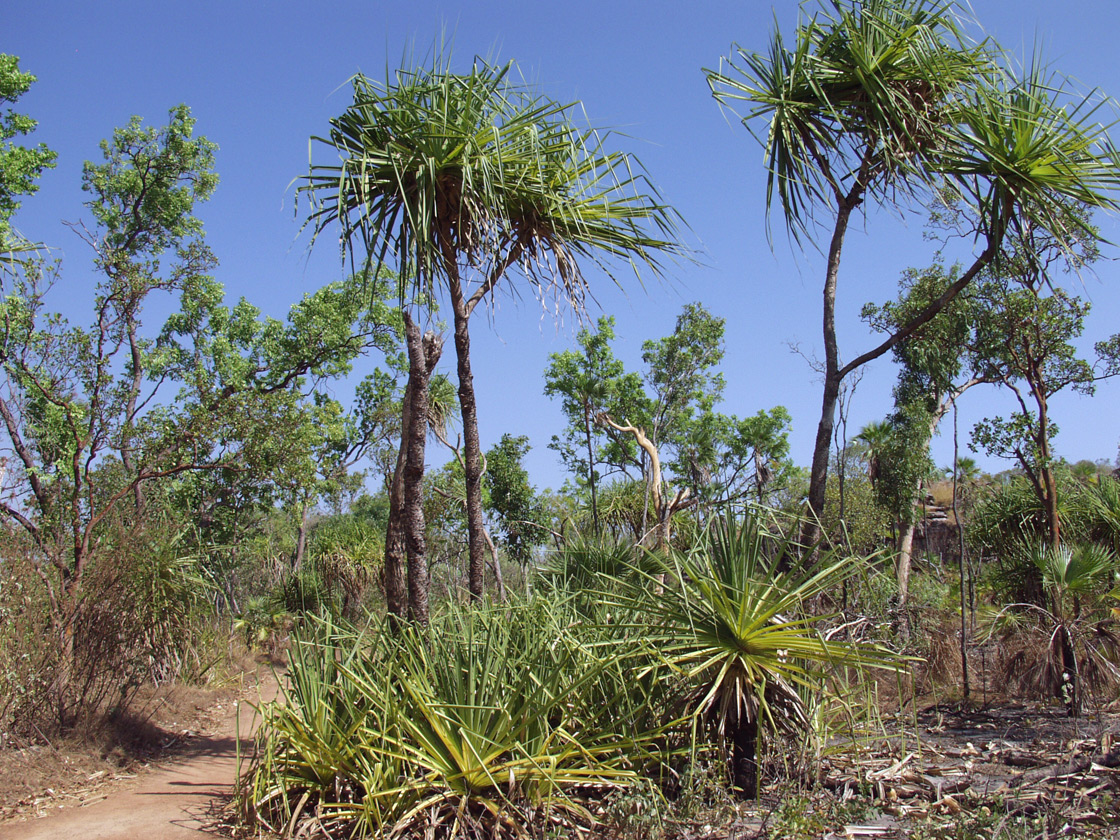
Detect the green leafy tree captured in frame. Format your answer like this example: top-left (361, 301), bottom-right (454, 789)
top-left (546, 305), bottom-right (794, 547)
top-left (543, 315), bottom-right (649, 532)
top-left (969, 233), bottom-right (1120, 550)
top-left (863, 262), bottom-right (994, 618)
top-left (299, 51), bottom-right (681, 600)
top-left (0, 108), bottom-right (398, 725)
top-left (484, 433), bottom-right (548, 564)
top-left (709, 0), bottom-right (1120, 554)
top-left (0, 107), bottom-right (219, 722)
top-left (0, 54), bottom-right (56, 262)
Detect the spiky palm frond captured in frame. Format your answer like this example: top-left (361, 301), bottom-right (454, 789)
top-left (708, 0), bottom-right (989, 242)
top-left (300, 53), bottom-right (682, 309)
top-left (938, 55), bottom-right (1120, 248)
top-left (243, 601), bottom-right (674, 839)
top-left (604, 509), bottom-right (900, 796)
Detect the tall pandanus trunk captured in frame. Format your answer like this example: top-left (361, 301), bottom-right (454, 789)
top-left (403, 318), bottom-right (442, 624)
top-left (384, 312), bottom-right (442, 627)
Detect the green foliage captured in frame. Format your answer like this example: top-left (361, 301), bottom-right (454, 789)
top-left (299, 52), bottom-right (681, 301)
top-left (1082, 477), bottom-right (1120, 555)
top-left (83, 104), bottom-right (217, 254)
top-left (993, 542), bottom-right (1120, 714)
top-left (0, 104), bottom-right (407, 733)
top-left (309, 513), bottom-right (383, 618)
top-left (544, 305), bottom-right (796, 529)
top-left (535, 530), bottom-right (643, 600)
top-left (823, 471), bottom-right (893, 556)
top-left (708, 0), bottom-right (991, 243)
top-left (605, 510), bottom-right (901, 796)
top-left (969, 280), bottom-right (1115, 469)
top-left (968, 473), bottom-right (1102, 604)
top-left (243, 601), bottom-right (672, 838)
top-left (483, 433), bottom-right (548, 563)
top-left (0, 54), bottom-right (56, 253)
top-left (544, 314), bottom-right (649, 490)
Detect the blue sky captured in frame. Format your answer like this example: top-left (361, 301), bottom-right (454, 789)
top-left (8, 0), bottom-right (1120, 493)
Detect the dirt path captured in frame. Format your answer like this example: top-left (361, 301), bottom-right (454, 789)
top-left (2, 668), bottom-right (280, 840)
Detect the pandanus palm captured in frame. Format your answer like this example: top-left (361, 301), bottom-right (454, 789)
top-left (708, 0), bottom-right (1120, 555)
top-left (300, 53), bottom-right (681, 600)
top-left (612, 510), bottom-right (900, 798)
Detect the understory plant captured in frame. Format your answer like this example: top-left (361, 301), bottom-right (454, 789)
top-left (994, 542), bottom-right (1120, 716)
top-left (241, 598), bottom-right (673, 839)
top-left (605, 509), bottom-right (902, 798)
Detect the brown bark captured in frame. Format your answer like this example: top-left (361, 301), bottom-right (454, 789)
top-left (801, 190), bottom-right (1006, 560)
top-left (292, 504), bottom-right (309, 572)
top-left (801, 194), bottom-right (857, 553)
top-left (448, 279), bottom-right (488, 601)
top-left (403, 318), bottom-right (442, 625)
top-left (383, 372), bottom-right (413, 624)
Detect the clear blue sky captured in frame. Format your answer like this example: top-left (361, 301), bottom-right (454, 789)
top-left (8, 0), bottom-right (1120, 493)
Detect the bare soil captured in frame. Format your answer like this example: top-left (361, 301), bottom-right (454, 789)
top-left (0, 662), bottom-right (279, 839)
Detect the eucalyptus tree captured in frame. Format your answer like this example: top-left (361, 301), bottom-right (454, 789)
top-left (970, 269), bottom-right (1120, 551)
top-left (484, 433), bottom-right (548, 565)
top-left (0, 107), bottom-right (406, 724)
top-left (300, 53), bottom-right (681, 600)
top-left (543, 316), bottom-right (647, 534)
top-left (545, 304), bottom-right (794, 547)
top-left (708, 0), bottom-right (1120, 553)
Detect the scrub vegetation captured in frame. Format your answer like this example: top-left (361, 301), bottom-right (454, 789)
top-left (3, 1), bottom-right (1120, 837)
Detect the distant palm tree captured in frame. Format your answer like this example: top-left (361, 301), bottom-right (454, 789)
top-left (855, 420), bottom-right (894, 490)
top-left (300, 53), bottom-right (681, 600)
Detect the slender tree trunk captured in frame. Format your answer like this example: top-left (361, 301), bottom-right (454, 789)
top-left (384, 381), bottom-right (414, 625)
top-left (56, 588), bottom-right (78, 729)
top-left (1036, 396), bottom-right (1061, 551)
top-left (799, 198), bottom-right (1005, 560)
top-left (482, 526), bottom-right (507, 602)
top-left (123, 319), bottom-right (145, 514)
top-left (403, 317), bottom-right (441, 625)
top-left (585, 404), bottom-right (599, 536)
top-left (953, 404), bottom-right (970, 700)
top-left (293, 503), bottom-right (309, 572)
top-left (896, 519), bottom-right (915, 641)
top-left (448, 279), bottom-right (487, 601)
top-left (802, 200), bottom-right (856, 554)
